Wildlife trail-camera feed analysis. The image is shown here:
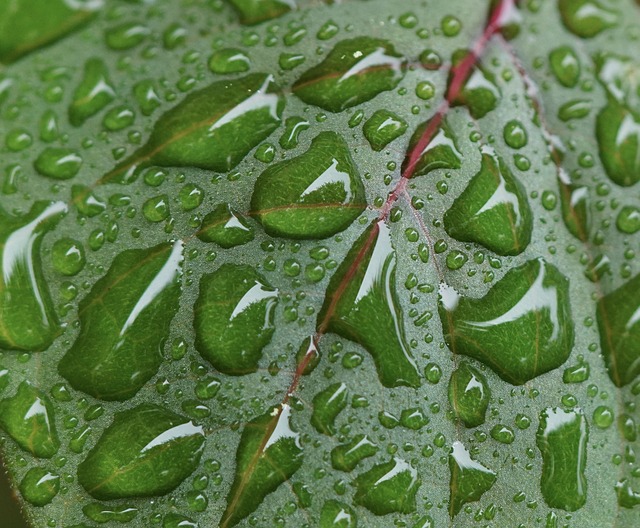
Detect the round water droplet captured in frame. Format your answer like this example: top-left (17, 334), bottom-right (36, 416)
top-left (549, 46), bottom-right (581, 87)
top-left (419, 49), bottom-right (442, 70)
top-left (593, 405), bottom-right (614, 428)
top-left (103, 105), bottom-right (135, 131)
top-left (208, 48), bottom-right (251, 74)
top-left (178, 183), bottom-right (204, 211)
top-left (491, 424), bottom-right (515, 444)
top-left (441, 15), bottom-right (462, 37)
top-left (143, 195), bottom-right (170, 222)
top-left (503, 120), bottom-right (528, 149)
top-left (34, 148), bottom-right (82, 180)
top-left (19, 468), bottom-right (60, 506)
top-left (415, 81), bottom-right (435, 100)
top-left (616, 205), bottom-right (640, 234)
top-left (51, 238), bottom-right (86, 276)
top-left (446, 250), bottom-right (468, 270)
top-left (6, 128), bottom-right (32, 151)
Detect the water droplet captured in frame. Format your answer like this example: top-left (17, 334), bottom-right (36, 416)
top-left (503, 120), bottom-right (528, 149)
top-left (69, 58), bottom-right (115, 126)
top-left (252, 131), bottom-right (366, 239)
top-left (363, 110), bottom-right (407, 152)
top-left (51, 238), bottom-right (85, 276)
top-left (491, 424), bottom-right (515, 444)
top-left (616, 479), bottom-right (640, 508)
top-left (319, 221), bottom-right (421, 387)
top-left (354, 457), bottom-right (420, 514)
top-left (549, 46), bottom-right (581, 87)
top-left (311, 382), bottom-right (348, 435)
top-left (444, 147), bottom-right (532, 256)
top-left (34, 148), bottom-right (82, 180)
top-left (254, 142), bottom-right (276, 163)
top-left (209, 48), bottom-right (251, 74)
top-left (0, 201), bottom-right (66, 351)
top-left (279, 52), bottom-right (306, 70)
top-left (134, 79), bottom-right (162, 116)
top-left (616, 205), bottom-right (640, 234)
top-left (419, 49), bottom-right (442, 70)
top-left (103, 105), bottom-right (135, 131)
top-left (198, 204), bottom-right (254, 248)
top-left (558, 0), bottom-right (618, 38)
top-left (448, 441), bottom-right (496, 517)
top-left (227, 0), bottom-right (295, 25)
top-left (163, 513), bottom-right (198, 528)
top-left (106, 74), bottom-right (284, 184)
top-left (449, 362), bottom-right (490, 427)
top-left (221, 403), bottom-right (302, 527)
top-left (320, 500), bottom-right (356, 527)
top-left (441, 15), bottom-right (462, 37)
top-left (19, 468), bottom-right (59, 507)
top-left (593, 405), bottom-right (614, 428)
top-left (563, 359), bottom-right (590, 383)
top-left (58, 242), bottom-right (183, 400)
top-left (558, 99), bottom-right (591, 121)
top-left (194, 264), bottom-right (278, 375)
top-left (0, 382), bottom-right (60, 458)
top-left (292, 37), bottom-right (406, 112)
top-left (83, 503), bottom-right (138, 523)
top-left (331, 434), bottom-right (378, 472)
top-left (78, 404), bottom-right (204, 499)
top-left (279, 116), bottom-right (310, 149)
top-left (537, 407), bottom-right (588, 511)
top-left (440, 258), bottom-right (574, 385)
top-left (105, 22), bottom-right (149, 50)
top-left (143, 194), bottom-right (170, 222)
top-left (596, 272), bottom-right (640, 386)
top-left (450, 50), bottom-right (501, 119)
top-left (402, 117), bottom-right (462, 178)
top-left (400, 407), bottom-right (429, 430)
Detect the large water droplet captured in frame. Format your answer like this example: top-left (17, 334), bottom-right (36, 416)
top-left (401, 117), bottom-right (462, 178)
top-left (251, 131), bottom-right (366, 239)
top-left (292, 37), bottom-right (406, 112)
top-left (320, 500), bottom-right (357, 527)
top-left (354, 457), bottom-right (420, 515)
top-left (0, 382), bottom-right (59, 458)
top-left (363, 110), bottom-right (408, 152)
top-left (448, 361), bottom-right (490, 428)
top-left (439, 258), bottom-right (574, 385)
top-left (105, 74), bottom-right (284, 184)
top-left (537, 407), bottom-right (588, 511)
top-left (208, 48), bottom-right (251, 74)
top-left (34, 148), bottom-right (82, 180)
top-left (596, 272), bottom-right (640, 386)
top-left (105, 22), bottom-right (149, 50)
top-left (310, 382), bottom-right (348, 435)
top-left (194, 264), bottom-right (278, 375)
top-left (220, 403), bottom-right (302, 527)
top-left (558, 0), bottom-right (618, 38)
top-left (78, 404), bottom-right (204, 499)
top-left (69, 58), bottom-right (115, 126)
top-left (444, 146), bottom-right (532, 256)
top-left (319, 221), bottom-right (421, 388)
top-left (19, 468), bottom-right (59, 506)
top-left (197, 204), bottom-right (255, 248)
top-left (58, 242), bottom-right (183, 400)
top-left (448, 441), bottom-right (496, 518)
top-left (0, 201), bottom-right (66, 351)
top-left (331, 434), bottom-right (378, 472)
top-left (549, 46), bottom-right (581, 87)
top-left (226, 0), bottom-right (295, 25)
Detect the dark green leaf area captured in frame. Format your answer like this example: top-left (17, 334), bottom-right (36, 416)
top-left (596, 101), bottom-right (640, 187)
top-left (193, 264), bottom-right (278, 375)
top-left (331, 434), bottom-right (378, 472)
top-left (0, 0), bottom-right (98, 64)
top-left (19, 468), bottom-right (60, 507)
top-left (220, 404), bottom-right (303, 528)
top-left (549, 46), bottom-right (581, 88)
top-left (226, 0), bottom-right (294, 26)
top-left (448, 441), bottom-right (496, 518)
top-left (363, 110), bottom-right (408, 152)
top-left (320, 500), bottom-right (357, 527)
top-left (77, 404), bottom-right (205, 500)
top-left (448, 361), bottom-right (490, 428)
top-left (292, 37), bottom-right (407, 113)
top-left (319, 220), bottom-right (421, 388)
top-left (440, 258), bottom-right (574, 385)
top-left (0, 382), bottom-right (60, 459)
top-left (558, 0), bottom-right (618, 38)
top-left (402, 118), bottom-right (462, 178)
top-left (105, 73), bottom-right (284, 184)
top-left (69, 58), bottom-right (116, 127)
top-left (353, 457), bottom-right (420, 515)
top-left (536, 407), bottom-right (588, 511)
top-left (444, 148), bottom-right (533, 256)
top-left (596, 272), bottom-right (640, 387)
top-left (0, 201), bottom-right (66, 351)
top-left (310, 382), bottom-right (348, 435)
top-left (450, 50), bottom-right (501, 119)
top-left (251, 131), bottom-right (366, 239)
top-left (58, 242), bottom-right (183, 401)
top-left (197, 203), bottom-right (255, 248)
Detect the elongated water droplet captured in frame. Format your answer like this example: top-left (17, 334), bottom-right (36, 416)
top-left (279, 116), bottom-right (310, 149)
top-left (558, 0), bottom-right (618, 38)
top-left (616, 479), bottom-right (640, 508)
top-left (34, 148), bottom-right (82, 180)
top-left (331, 434), bottom-right (378, 472)
top-left (439, 258), bottom-right (574, 385)
top-left (354, 457), bottom-right (420, 514)
top-left (549, 46), bottom-right (581, 87)
top-left (363, 110), bottom-right (408, 152)
top-left (311, 382), bottom-right (348, 435)
top-left (448, 441), bottom-right (496, 518)
top-left (319, 221), bottom-right (421, 388)
top-left (105, 74), bottom-right (284, 183)
top-left (596, 272), bottom-right (640, 386)
top-left (105, 22), bottom-right (149, 50)
top-left (227, 0), bottom-right (295, 25)
top-left (252, 131), bottom-right (366, 239)
top-left (69, 58), bottom-right (115, 126)
top-left (444, 146), bottom-right (532, 256)
top-left (0, 201), bottom-right (66, 351)
top-left (402, 118), bottom-right (462, 178)
top-left (558, 99), bottom-right (591, 121)
top-left (78, 404), bottom-right (204, 499)
top-left (293, 37), bottom-right (406, 112)
top-left (209, 48), bottom-right (251, 74)
top-left (0, 382), bottom-right (59, 458)
top-left (198, 204), bottom-right (254, 248)
top-left (83, 503), bottom-right (138, 523)
top-left (194, 264), bottom-right (278, 375)
top-left (220, 403), bottom-right (303, 527)
top-left (449, 361), bottom-right (490, 428)
top-left (537, 407), bottom-right (588, 511)
top-left (58, 242), bottom-right (183, 400)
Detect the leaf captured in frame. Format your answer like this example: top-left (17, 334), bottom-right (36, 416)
top-left (0, 0), bottom-right (639, 526)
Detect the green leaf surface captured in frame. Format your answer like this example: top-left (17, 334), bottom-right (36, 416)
top-left (0, 0), bottom-right (639, 527)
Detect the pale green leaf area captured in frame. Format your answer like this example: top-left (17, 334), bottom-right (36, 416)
top-left (0, 0), bottom-right (639, 527)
